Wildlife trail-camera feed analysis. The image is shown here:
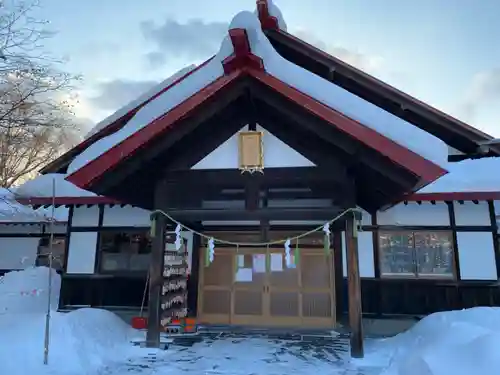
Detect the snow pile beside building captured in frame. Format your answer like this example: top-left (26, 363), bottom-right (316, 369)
top-left (0, 267), bottom-right (60, 313)
top-left (371, 307), bottom-right (500, 375)
top-left (0, 267), bottom-right (136, 375)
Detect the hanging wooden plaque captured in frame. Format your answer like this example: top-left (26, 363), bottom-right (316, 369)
top-left (238, 131), bottom-right (264, 173)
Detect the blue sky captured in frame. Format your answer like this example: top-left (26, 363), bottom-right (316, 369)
top-left (34, 0), bottom-right (500, 136)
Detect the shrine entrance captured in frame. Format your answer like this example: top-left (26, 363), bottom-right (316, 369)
top-left (197, 242), bottom-right (335, 328)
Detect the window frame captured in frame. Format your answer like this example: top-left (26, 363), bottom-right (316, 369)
top-left (98, 229), bottom-right (152, 275)
top-left (378, 230), bottom-right (456, 280)
top-left (36, 235), bottom-right (67, 271)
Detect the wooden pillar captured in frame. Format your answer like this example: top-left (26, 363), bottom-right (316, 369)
top-left (145, 212), bottom-right (166, 348)
top-left (345, 211), bottom-right (364, 358)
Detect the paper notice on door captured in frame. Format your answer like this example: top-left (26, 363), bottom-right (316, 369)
top-left (253, 254), bottom-right (266, 273)
top-left (235, 267), bottom-right (253, 282)
top-left (237, 254), bottom-right (245, 268)
top-left (270, 253), bottom-right (283, 272)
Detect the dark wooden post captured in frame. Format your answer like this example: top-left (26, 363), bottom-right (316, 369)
top-left (345, 210), bottom-right (364, 358)
top-left (145, 211), bottom-right (166, 348)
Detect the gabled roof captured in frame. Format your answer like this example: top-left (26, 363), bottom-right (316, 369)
top-left (65, 16), bottom-right (447, 209)
top-left (41, 0), bottom-right (497, 176)
top-left (256, 0), bottom-right (500, 157)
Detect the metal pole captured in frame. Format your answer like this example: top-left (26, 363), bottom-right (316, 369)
top-left (43, 178), bottom-right (56, 365)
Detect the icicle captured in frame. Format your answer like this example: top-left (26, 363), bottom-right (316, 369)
top-left (284, 238), bottom-right (291, 267)
top-left (208, 238), bottom-right (215, 263)
top-left (174, 224), bottom-right (182, 250)
top-left (323, 222), bottom-right (331, 254)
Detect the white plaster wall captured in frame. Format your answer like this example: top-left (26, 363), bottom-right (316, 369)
top-left (72, 206), bottom-right (100, 227)
top-left (340, 231), bottom-right (374, 278)
top-left (377, 202), bottom-right (449, 226)
top-left (66, 232), bottom-right (98, 274)
top-left (0, 238), bottom-right (39, 269)
top-left (102, 205), bottom-right (151, 227)
top-left (192, 125), bottom-right (315, 169)
top-left (454, 202), bottom-right (491, 226)
top-left (456, 232), bottom-right (497, 280)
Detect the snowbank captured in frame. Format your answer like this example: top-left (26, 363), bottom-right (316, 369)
top-left (0, 267), bottom-right (138, 375)
top-left (0, 267), bottom-right (60, 313)
top-left (67, 10), bottom-right (449, 177)
top-left (365, 307), bottom-right (500, 375)
top-left (419, 157), bottom-right (500, 193)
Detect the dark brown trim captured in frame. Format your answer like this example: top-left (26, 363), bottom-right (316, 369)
top-left (333, 230), bottom-right (343, 319)
top-left (93, 205), bottom-right (105, 273)
top-left (487, 201), bottom-right (500, 278)
top-left (70, 226), bottom-right (150, 232)
top-left (62, 206), bottom-right (74, 274)
top-left (447, 202), bottom-right (461, 281)
top-left (371, 213), bottom-right (382, 317)
top-left (363, 224), bottom-right (493, 232)
top-left (0, 232), bottom-right (46, 238)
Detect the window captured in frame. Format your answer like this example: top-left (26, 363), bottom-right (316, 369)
top-left (37, 236), bottom-right (66, 271)
top-left (379, 231), bottom-right (454, 278)
top-left (99, 231), bottom-right (151, 272)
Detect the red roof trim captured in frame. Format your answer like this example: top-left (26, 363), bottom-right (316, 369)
top-left (41, 57), bottom-right (215, 173)
top-left (223, 29), bottom-right (264, 74)
top-left (66, 70), bottom-right (244, 189)
top-left (250, 69), bottom-right (448, 184)
top-left (17, 191), bottom-right (500, 207)
top-left (405, 192), bottom-right (500, 202)
top-left (256, 0), bottom-right (279, 31)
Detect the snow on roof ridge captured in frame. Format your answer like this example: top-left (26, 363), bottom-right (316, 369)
top-left (84, 64), bottom-right (198, 140)
top-left (66, 10), bottom-right (449, 177)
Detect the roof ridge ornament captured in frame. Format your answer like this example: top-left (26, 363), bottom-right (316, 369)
top-left (222, 28), bottom-right (264, 74)
top-left (256, 0), bottom-right (280, 31)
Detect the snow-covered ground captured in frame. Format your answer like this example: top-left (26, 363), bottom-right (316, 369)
top-left (0, 267), bottom-right (499, 375)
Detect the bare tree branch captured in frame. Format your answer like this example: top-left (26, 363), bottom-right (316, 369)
top-left (0, 0), bottom-right (81, 187)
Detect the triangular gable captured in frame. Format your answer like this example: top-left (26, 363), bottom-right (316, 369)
top-left (192, 125), bottom-right (315, 170)
top-left (66, 13), bottom-right (447, 195)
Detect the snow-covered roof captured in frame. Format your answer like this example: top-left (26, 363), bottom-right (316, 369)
top-left (0, 188), bottom-right (66, 223)
top-left (84, 64), bottom-right (197, 140)
top-left (67, 11), bottom-right (449, 175)
top-left (418, 157), bottom-right (500, 194)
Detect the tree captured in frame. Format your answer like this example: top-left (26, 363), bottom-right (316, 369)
top-left (0, 0), bottom-right (81, 188)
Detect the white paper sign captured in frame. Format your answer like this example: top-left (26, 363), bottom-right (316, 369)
top-left (270, 253), bottom-right (283, 272)
top-left (237, 254), bottom-right (245, 268)
top-left (235, 268), bottom-right (253, 282)
top-left (253, 254), bottom-right (266, 273)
